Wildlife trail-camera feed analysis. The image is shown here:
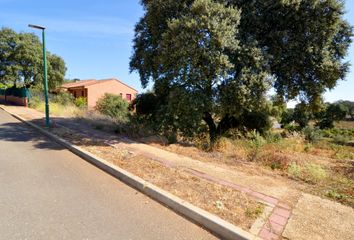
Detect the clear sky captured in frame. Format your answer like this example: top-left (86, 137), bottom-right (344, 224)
top-left (0, 0), bottom-right (353, 103)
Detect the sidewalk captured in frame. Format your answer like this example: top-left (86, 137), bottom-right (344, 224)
top-left (2, 104), bottom-right (354, 240)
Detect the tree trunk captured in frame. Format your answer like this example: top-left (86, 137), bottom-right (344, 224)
top-left (203, 113), bottom-right (241, 148)
top-left (203, 112), bottom-right (217, 145)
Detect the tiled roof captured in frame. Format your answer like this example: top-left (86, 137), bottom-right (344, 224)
top-left (61, 78), bottom-right (137, 92)
top-left (61, 79), bottom-right (98, 88)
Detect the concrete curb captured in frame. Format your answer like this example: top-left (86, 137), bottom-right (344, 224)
top-left (0, 106), bottom-right (257, 240)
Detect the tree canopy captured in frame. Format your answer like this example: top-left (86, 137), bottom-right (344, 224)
top-left (131, 0), bottom-right (352, 142)
top-left (0, 27), bottom-right (67, 90)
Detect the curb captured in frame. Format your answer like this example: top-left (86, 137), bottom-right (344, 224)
top-left (0, 106), bottom-right (257, 240)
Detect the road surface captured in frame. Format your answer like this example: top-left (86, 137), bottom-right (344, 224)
top-left (0, 109), bottom-right (217, 240)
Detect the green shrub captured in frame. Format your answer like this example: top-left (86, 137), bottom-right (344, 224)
top-left (96, 93), bottom-right (129, 122)
top-left (316, 117), bottom-right (334, 129)
top-left (247, 130), bottom-right (266, 161)
top-left (74, 97), bottom-right (87, 108)
top-left (133, 92), bottom-right (159, 116)
top-left (304, 163), bottom-right (328, 183)
top-left (242, 111), bottom-right (272, 135)
top-left (54, 92), bottom-right (75, 106)
top-left (326, 190), bottom-right (347, 200)
top-left (264, 131), bottom-right (282, 143)
top-left (303, 126), bottom-right (322, 143)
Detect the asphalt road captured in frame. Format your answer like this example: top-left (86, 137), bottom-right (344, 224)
top-left (0, 109), bottom-right (217, 240)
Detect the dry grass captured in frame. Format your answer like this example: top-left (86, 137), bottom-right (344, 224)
top-left (48, 126), bottom-right (263, 230)
top-left (88, 146), bottom-right (264, 229)
top-left (33, 102), bottom-right (85, 117)
top-left (148, 134), bottom-right (354, 207)
top-left (335, 121), bottom-right (354, 129)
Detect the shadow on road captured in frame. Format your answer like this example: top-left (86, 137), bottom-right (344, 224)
top-left (0, 120), bottom-right (65, 151)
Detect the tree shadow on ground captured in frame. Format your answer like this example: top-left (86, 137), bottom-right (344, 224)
top-left (0, 121), bottom-right (64, 150)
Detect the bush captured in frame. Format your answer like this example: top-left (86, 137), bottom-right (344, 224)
top-left (264, 131), bottom-right (282, 143)
top-left (304, 163), bottom-right (328, 183)
top-left (247, 130), bottom-right (266, 161)
top-left (53, 92), bottom-right (75, 106)
top-left (303, 126), bottom-right (322, 143)
top-left (242, 111), bottom-right (272, 135)
top-left (74, 97), bottom-right (87, 108)
top-left (316, 117), bottom-right (334, 129)
top-left (133, 92), bottom-right (159, 116)
top-left (96, 93), bottom-right (129, 122)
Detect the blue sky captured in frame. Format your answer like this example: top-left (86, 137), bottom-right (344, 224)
top-left (0, 0), bottom-right (353, 103)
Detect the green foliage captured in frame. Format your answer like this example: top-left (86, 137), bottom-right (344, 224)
top-left (0, 27), bottom-right (66, 90)
top-left (326, 190), bottom-right (347, 200)
top-left (304, 163), bottom-right (328, 184)
top-left (133, 92), bottom-right (159, 116)
top-left (321, 128), bottom-right (354, 138)
top-left (74, 97), bottom-right (87, 108)
top-left (241, 111), bottom-right (272, 135)
top-left (53, 92), bottom-right (75, 106)
top-left (131, 0), bottom-right (352, 143)
top-left (283, 123), bottom-right (299, 133)
top-left (303, 126), bottom-right (322, 143)
top-left (332, 134), bottom-right (351, 145)
top-left (289, 162), bottom-right (328, 183)
top-left (335, 100), bottom-right (354, 119)
top-left (247, 130), bottom-right (266, 161)
top-left (316, 103), bottom-right (348, 129)
top-left (96, 93), bottom-right (129, 122)
top-left (264, 132), bottom-right (282, 143)
top-left (280, 108), bottom-right (294, 126)
top-left (293, 102), bottom-right (312, 129)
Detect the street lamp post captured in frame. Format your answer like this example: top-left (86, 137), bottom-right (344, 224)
top-left (28, 24), bottom-right (50, 127)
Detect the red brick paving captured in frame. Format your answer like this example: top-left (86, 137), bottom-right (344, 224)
top-left (183, 168), bottom-right (292, 240)
top-left (273, 207), bottom-right (291, 219)
top-left (259, 228), bottom-right (279, 240)
top-left (266, 220), bottom-right (285, 235)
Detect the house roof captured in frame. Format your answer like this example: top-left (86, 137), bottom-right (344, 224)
top-left (61, 78), bottom-right (138, 92)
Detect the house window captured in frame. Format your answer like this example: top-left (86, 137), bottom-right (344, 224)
top-left (81, 91), bottom-right (84, 97)
top-left (126, 94), bottom-right (132, 101)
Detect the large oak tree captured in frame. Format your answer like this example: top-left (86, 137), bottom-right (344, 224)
top-left (131, 0), bottom-right (352, 143)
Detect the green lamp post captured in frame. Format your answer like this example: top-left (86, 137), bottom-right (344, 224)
top-left (28, 24), bottom-right (50, 127)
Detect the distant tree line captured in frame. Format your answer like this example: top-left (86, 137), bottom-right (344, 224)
top-left (281, 100), bottom-right (354, 130)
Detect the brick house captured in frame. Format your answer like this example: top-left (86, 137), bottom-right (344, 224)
top-left (60, 78), bottom-right (138, 108)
